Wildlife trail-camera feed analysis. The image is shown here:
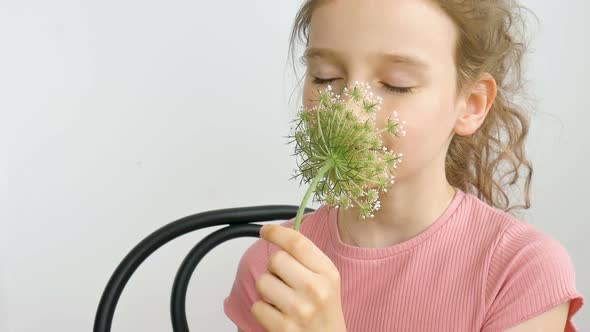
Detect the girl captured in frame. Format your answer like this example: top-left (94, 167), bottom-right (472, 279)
top-left (224, 0), bottom-right (584, 331)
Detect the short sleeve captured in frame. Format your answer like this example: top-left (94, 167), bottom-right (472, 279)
top-left (223, 237), bottom-right (270, 332)
top-left (481, 222), bottom-right (584, 332)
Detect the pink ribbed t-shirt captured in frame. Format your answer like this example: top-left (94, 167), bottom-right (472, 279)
top-left (224, 189), bottom-right (584, 331)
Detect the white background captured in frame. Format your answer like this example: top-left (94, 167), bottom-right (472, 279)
top-left (1, 0), bottom-right (587, 331)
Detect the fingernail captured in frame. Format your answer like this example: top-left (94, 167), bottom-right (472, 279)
top-left (259, 225), bottom-right (268, 236)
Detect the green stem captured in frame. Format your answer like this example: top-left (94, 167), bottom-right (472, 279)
top-left (293, 159), bottom-right (335, 232)
top-left (317, 105), bottom-right (328, 148)
top-left (376, 126), bottom-right (399, 137)
top-left (313, 108), bottom-right (331, 157)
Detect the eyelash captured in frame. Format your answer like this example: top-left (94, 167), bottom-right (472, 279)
top-left (312, 77), bottom-right (413, 94)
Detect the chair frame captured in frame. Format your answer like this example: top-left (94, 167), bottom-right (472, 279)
top-left (93, 204), bottom-right (315, 332)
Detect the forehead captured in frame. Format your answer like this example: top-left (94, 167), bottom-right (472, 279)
top-left (304, 47), bottom-right (430, 70)
top-left (307, 0), bottom-right (457, 68)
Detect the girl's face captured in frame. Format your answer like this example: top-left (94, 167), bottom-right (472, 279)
top-left (302, 0), bottom-right (461, 181)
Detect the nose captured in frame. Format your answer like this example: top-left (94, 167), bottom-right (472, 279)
top-left (339, 81), bottom-right (378, 123)
top-left (343, 93), bottom-right (369, 122)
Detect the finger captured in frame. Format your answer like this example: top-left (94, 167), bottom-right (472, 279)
top-left (255, 271), bottom-right (306, 319)
top-left (260, 224), bottom-right (333, 274)
top-left (268, 249), bottom-right (315, 291)
top-left (251, 299), bottom-right (286, 332)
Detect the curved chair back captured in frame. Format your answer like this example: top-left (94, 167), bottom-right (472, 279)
top-left (94, 204), bottom-right (315, 332)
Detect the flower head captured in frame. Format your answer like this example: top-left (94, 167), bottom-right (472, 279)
top-left (286, 81), bottom-right (406, 228)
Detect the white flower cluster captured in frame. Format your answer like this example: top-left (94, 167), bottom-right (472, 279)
top-left (289, 80), bottom-right (408, 225)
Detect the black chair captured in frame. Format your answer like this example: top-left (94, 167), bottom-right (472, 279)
top-left (94, 204), bottom-right (316, 332)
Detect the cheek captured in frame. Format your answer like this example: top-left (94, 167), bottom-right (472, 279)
top-left (301, 80), bottom-right (312, 108)
top-left (379, 94), bottom-right (456, 174)
top-left (302, 87), bottom-right (312, 109)
top-left (302, 79), bottom-right (323, 109)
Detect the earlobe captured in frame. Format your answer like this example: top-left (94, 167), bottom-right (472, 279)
top-left (454, 73), bottom-right (497, 136)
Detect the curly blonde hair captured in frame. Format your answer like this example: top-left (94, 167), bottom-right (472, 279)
top-left (287, 0), bottom-right (537, 215)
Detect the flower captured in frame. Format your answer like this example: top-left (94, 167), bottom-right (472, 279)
top-left (286, 81), bottom-right (406, 231)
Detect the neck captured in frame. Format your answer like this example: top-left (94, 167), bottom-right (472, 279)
top-left (337, 162), bottom-right (457, 248)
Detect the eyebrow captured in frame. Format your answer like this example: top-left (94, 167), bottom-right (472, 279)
top-left (303, 47), bottom-right (430, 69)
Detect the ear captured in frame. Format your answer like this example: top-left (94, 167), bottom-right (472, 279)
top-left (454, 72), bottom-right (497, 136)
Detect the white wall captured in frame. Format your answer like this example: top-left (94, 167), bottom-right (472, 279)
top-left (0, 0), bottom-right (587, 331)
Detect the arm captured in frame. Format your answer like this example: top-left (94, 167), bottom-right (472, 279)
top-left (504, 301), bottom-right (570, 332)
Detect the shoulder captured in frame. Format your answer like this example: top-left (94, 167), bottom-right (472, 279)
top-left (472, 198), bottom-right (584, 331)
top-left (233, 205), bottom-right (325, 277)
top-left (486, 218), bottom-right (578, 294)
top-left (453, 192), bottom-right (567, 259)
top-left (456, 192), bottom-right (584, 331)
top-left (270, 205), bottom-right (328, 253)
top-left (277, 205), bottom-right (327, 230)
top-left (462, 193), bottom-right (579, 304)
top-left (448, 192), bottom-right (527, 259)
top-left (480, 198), bottom-right (577, 292)
top-left (223, 235), bottom-right (268, 331)
top-left (459, 191), bottom-right (520, 233)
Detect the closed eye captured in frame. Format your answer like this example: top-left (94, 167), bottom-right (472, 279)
top-left (311, 76), bottom-right (413, 94)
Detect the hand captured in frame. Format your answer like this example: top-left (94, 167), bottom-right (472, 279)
top-left (251, 224), bottom-right (347, 332)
